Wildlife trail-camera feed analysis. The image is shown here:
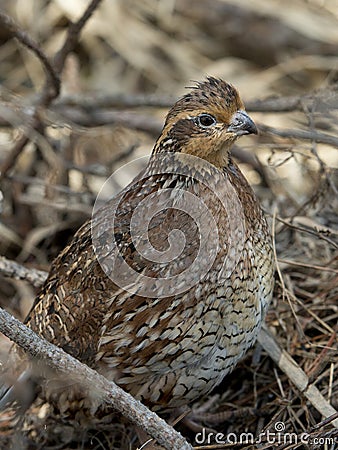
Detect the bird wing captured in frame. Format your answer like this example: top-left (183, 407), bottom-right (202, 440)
top-left (2, 162), bottom-right (238, 407)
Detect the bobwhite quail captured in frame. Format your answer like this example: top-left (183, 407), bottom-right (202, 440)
top-left (1, 77), bottom-right (274, 416)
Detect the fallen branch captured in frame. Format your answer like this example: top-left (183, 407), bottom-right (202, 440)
top-left (0, 307), bottom-right (192, 450)
top-left (258, 324), bottom-right (338, 429)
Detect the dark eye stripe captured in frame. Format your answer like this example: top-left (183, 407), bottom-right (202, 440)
top-left (196, 113), bottom-right (217, 128)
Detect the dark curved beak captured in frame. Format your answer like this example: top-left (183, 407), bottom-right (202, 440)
top-left (227, 110), bottom-right (258, 136)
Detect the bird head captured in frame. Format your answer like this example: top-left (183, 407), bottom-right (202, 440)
top-left (153, 77), bottom-right (257, 168)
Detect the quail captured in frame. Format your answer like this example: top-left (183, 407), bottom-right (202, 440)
top-left (1, 77), bottom-right (274, 416)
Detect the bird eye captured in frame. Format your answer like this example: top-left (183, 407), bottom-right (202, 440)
top-left (196, 113), bottom-right (217, 128)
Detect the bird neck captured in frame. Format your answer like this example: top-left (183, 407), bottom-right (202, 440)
top-left (152, 136), bottom-right (234, 171)
top-left (191, 146), bottom-right (231, 170)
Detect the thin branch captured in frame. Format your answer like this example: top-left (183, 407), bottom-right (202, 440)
top-left (0, 117), bottom-right (42, 180)
top-left (275, 215), bottom-right (338, 249)
top-left (278, 258), bottom-right (338, 274)
top-left (246, 91), bottom-right (337, 113)
top-left (0, 0), bottom-right (103, 179)
top-left (53, 0), bottom-right (103, 74)
top-left (0, 307), bottom-right (192, 450)
top-left (258, 324), bottom-right (338, 429)
top-left (246, 95), bottom-right (304, 112)
top-left (0, 9), bottom-right (60, 100)
top-left (0, 256), bottom-right (47, 287)
top-left (53, 86), bottom-right (338, 113)
top-left (46, 92), bottom-right (305, 111)
top-left (55, 93), bottom-right (175, 109)
top-left (259, 123), bottom-right (338, 148)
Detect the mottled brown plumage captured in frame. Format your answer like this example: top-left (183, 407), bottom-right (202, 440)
top-left (2, 78), bottom-right (274, 414)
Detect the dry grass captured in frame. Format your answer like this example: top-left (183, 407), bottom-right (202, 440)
top-left (0, 0), bottom-right (337, 448)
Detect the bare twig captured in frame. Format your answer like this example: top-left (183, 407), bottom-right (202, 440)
top-left (58, 108), bottom-right (163, 135)
top-left (246, 89), bottom-right (338, 112)
top-left (0, 117), bottom-right (42, 180)
top-left (0, 307), bottom-right (192, 450)
top-left (311, 412), bottom-right (338, 430)
top-left (0, 9), bottom-right (60, 100)
top-left (246, 95), bottom-right (304, 112)
top-left (55, 92), bottom-right (175, 109)
top-left (53, 0), bottom-right (103, 74)
top-left (0, 256), bottom-right (47, 287)
top-left (307, 332), bottom-right (337, 384)
top-left (275, 216), bottom-right (338, 249)
top-left (0, 0), bottom-right (103, 179)
top-left (278, 258), bottom-right (338, 274)
top-left (258, 325), bottom-right (338, 428)
top-left (53, 86), bottom-right (338, 113)
top-left (259, 123), bottom-right (338, 148)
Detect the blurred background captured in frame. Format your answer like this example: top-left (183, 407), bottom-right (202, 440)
top-left (0, 0), bottom-right (337, 264)
top-left (0, 0), bottom-right (337, 448)
top-left (2, 0), bottom-right (338, 95)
